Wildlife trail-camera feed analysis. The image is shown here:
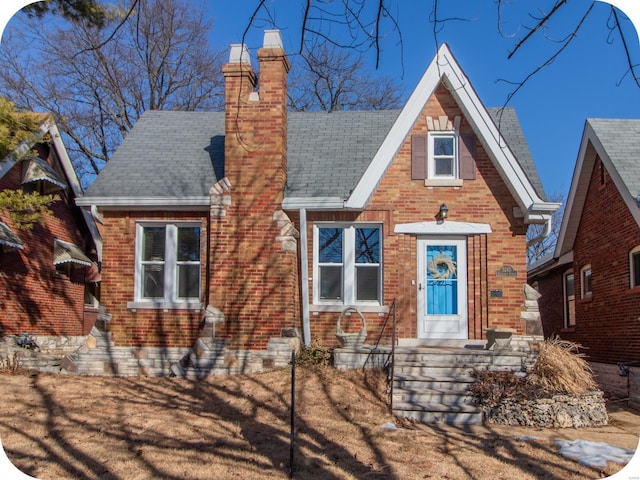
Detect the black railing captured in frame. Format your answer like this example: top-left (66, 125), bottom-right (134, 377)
top-left (363, 298), bottom-right (397, 410)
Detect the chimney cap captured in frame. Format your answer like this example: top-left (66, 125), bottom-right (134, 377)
top-left (229, 44), bottom-right (251, 65)
top-left (263, 30), bottom-right (284, 50)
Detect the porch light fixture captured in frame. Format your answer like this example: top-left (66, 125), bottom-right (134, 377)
top-left (437, 203), bottom-right (449, 223)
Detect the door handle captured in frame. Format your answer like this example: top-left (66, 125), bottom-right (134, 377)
top-left (418, 283), bottom-right (423, 291)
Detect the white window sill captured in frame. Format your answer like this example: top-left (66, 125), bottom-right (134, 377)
top-left (425, 178), bottom-right (463, 187)
top-left (310, 304), bottom-right (389, 314)
top-left (127, 301), bottom-right (203, 311)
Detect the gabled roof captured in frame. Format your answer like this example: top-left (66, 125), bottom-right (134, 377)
top-left (336, 43), bottom-right (553, 221)
top-left (79, 44), bottom-right (553, 222)
top-left (0, 115), bottom-right (102, 261)
top-left (555, 118), bottom-right (640, 258)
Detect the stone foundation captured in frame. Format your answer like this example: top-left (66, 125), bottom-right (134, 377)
top-left (483, 391), bottom-right (608, 428)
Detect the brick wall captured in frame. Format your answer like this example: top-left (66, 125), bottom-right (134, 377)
top-left (301, 86), bottom-right (530, 347)
top-left (98, 211), bottom-right (207, 347)
top-left (534, 267), bottom-right (567, 337)
top-left (0, 149), bottom-right (90, 337)
top-left (568, 155), bottom-right (640, 364)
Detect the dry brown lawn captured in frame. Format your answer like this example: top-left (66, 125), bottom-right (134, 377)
top-left (0, 367), bottom-right (637, 479)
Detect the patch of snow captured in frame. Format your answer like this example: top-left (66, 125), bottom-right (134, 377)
top-left (514, 436), bottom-right (539, 442)
top-left (556, 439), bottom-right (635, 468)
top-left (379, 422), bottom-right (398, 430)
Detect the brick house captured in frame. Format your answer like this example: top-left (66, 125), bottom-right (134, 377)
top-left (529, 118), bottom-right (640, 398)
top-left (75, 31), bottom-right (558, 376)
top-left (0, 114), bottom-right (101, 356)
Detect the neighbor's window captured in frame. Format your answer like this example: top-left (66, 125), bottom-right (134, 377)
top-left (563, 271), bottom-right (575, 327)
top-left (428, 132), bottom-right (457, 179)
top-left (580, 264), bottom-right (592, 298)
top-left (630, 246), bottom-right (640, 288)
top-left (135, 222), bottom-right (201, 304)
top-left (314, 224), bottom-right (382, 305)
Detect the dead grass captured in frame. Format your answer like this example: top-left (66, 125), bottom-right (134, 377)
top-left (0, 366), bottom-right (634, 480)
top-left (527, 338), bottom-right (598, 395)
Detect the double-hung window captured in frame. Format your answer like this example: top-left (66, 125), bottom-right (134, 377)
top-left (428, 132), bottom-right (457, 179)
top-left (314, 224), bottom-right (382, 305)
top-left (580, 264), bottom-right (592, 298)
top-left (134, 222), bottom-right (201, 307)
top-left (563, 271), bottom-right (575, 327)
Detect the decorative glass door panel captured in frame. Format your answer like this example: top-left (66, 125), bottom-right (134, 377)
top-left (417, 237), bottom-right (468, 339)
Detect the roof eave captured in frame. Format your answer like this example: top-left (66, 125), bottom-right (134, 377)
top-left (76, 196), bottom-right (211, 211)
top-left (282, 197), bottom-right (348, 211)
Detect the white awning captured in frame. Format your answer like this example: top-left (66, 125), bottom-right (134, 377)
top-left (53, 239), bottom-right (92, 267)
top-left (0, 222), bottom-right (23, 250)
top-left (394, 221), bottom-right (492, 235)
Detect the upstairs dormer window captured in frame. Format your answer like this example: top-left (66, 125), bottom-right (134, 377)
top-left (411, 115), bottom-right (476, 186)
top-left (429, 132), bottom-right (457, 179)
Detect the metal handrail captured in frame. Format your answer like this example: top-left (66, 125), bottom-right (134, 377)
top-left (362, 298), bottom-right (397, 410)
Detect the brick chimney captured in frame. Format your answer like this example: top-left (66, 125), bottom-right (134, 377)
top-left (212, 30), bottom-right (298, 351)
top-left (222, 30), bottom-right (290, 198)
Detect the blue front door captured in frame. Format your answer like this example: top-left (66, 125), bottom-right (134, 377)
top-left (417, 237), bottom-right (468, 339)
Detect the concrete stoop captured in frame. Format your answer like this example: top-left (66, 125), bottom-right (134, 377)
top-left (390, 347), bottom-right (538, 425)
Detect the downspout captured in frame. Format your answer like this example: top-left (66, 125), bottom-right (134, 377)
top-left (299, 208), bottom-right (311, 346)
top-left (526, 217), bottom-right (552, 248)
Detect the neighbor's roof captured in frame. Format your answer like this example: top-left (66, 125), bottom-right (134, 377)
top-left (81, 107), bottom-right (544, 207)
top-left (555, 118), bottom-right (640, 258)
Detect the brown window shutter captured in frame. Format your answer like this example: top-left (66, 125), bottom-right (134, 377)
top-left (459, 134), bottom-right (476, 180)
top-left (411, 134), bottom-right (427, 180)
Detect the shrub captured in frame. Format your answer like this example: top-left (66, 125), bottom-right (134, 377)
top-left (295, 339), bottom-right (333, 368)
top-left (527, 337), bottom-right (598, 395)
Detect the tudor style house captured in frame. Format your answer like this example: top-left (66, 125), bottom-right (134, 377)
top-left (0, 114), bottom-right (101, 355)
top-left (529, 118), bottom-right (640, 398)
top-left (76, 30), bottom-right (558, 375)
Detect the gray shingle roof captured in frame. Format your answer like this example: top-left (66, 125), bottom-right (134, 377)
top-left (85, 110), bottom-right (225, 198)
top-left (587, 118), bottom-right (640, 201)
top-left (85, 107), bottom-right (544, 203)
top-left (285, 110), bottom-right (400, 198)
top-left (487, 107), bottom-right (546, 201)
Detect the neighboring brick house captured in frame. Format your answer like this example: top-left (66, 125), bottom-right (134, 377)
top-left (529, 119), bottom-right (640, 398)
top-left (0, 114), bottom-right (101, 354)
top-left (76, 31), bottom-right (557, 375)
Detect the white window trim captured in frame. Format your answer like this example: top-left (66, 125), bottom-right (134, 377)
top-left (427, 131), bottom-right (458, 180)
top-left (580, 264), bottom-right (592, 298)
top-left (630, 246), bottom-right (640, 288)
top-left (563, 270), bottom-right (575, 328)
top-left (312, 223), bottom-right (383, 307)
top-left (129, 221), bottom-right (202, 310)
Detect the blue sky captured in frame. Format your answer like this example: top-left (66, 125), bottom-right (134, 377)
top-left (207, 1), bottom-right (640, 199)
top-left (1, 1), bottom-right (640, 198)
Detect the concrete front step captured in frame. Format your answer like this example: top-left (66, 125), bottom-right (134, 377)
top-left (393, 374), bottom-right (476, 392)
top-left (393, 389), bottom-right (476, 407)
top-left (393, 403), bottom-right (483, 425)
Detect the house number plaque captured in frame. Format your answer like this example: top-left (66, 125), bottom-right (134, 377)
top-left (496, 265), bottom-right (518, 277)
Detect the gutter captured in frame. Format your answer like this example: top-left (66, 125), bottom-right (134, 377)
top-left (299, 208), bottom-right (311, 346)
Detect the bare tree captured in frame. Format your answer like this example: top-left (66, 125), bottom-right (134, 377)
top-left (527, 192), bottom-right (566, 265)
top-left (0, 0), bottom-right (224, 182)
top-left (244, 1), bottom-right (639, 95)
top-left (288, 43), bottom-right (404, 112)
